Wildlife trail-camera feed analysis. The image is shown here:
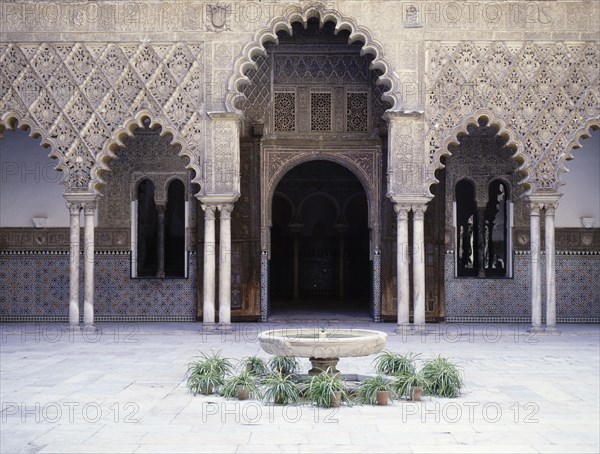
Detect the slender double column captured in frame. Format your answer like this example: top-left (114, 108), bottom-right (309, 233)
top-left (528, 194), bottom-right (560, 332)
top-left (83, 202), bottom-right (96, 326)
top-left (218, 204), bottom-right (233, 328)
top-left (67, 202), bottom-right (81, 325)
top-left (394, 202), bottom-right (428, 333)
top-left (202, 204), bottom-right (217, 326)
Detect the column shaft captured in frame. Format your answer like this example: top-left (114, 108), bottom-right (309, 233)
top-left (413, 205), bottom-right (426, 328)
top-left (218, 204), bottom-right (233, 327)
top-left (83, 203), bottom-right (96, 326)
top-left (68, 203), bottom-right (81, 325)
top-left (202, 205), bottom-right (216, 325)
top-left (395, 205), bottom-right (410, 328)
top-left (530, 204), bottom-right (542, 330)
top-left (545, 205), bottom-right (557, 330)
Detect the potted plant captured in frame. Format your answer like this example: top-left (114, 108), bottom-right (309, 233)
top-left (268, 355), bottom-right (300, 376)
top-left (305, 369), bottom-right (349, 408)
top-left (221, 371), bottom-right (261, 400)
top-left (186, 350), bottom-right (233, 396)
top-left (239, 356), bottom-right (269, 376)
top-left (421, 356), bottom-right (464, 398)
top-left (356, 375), bottom-right (394, 406)
top-left (374, 350), bottom-right (420, 375)
top-left (394, 371), bottom-right (429, 401)
top-left (261, 372), bottom-right (301, 405)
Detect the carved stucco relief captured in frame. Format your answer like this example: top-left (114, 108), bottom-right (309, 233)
top-left (425, 41), bottom-right (600, 194)
top-left (0, 42), bottom-right (205, 192)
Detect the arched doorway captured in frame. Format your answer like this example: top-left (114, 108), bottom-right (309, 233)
top-left (269, 161), bottom-right (371, 319)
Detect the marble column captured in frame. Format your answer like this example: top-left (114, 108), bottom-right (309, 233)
top-left (202, 204), bottom-right (217, 326)
top-left (83, 202), bottom-right (96, 326)
top-left (218, 204), bottom-right (233, 328)
top-left (156, 204), bottom-right (166, 278)
top-left (67, 202), bottom-right (81, 326)
top-left (395, 204), bottom-right (410, 332)
top-left (477, 206), bottom-right (486, 278)
top-left (530, 203), bottom-right (542, 331)
top-left (412, 205), bottom-right (427, 329)
top-left (545, 203), bottom-right (558, 331)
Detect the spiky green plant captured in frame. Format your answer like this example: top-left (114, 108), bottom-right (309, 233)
top-left (356, 375), bottom-right (394, 405)
top-left (221, 371), bottom-right (262, 400)
top-left (373, 351), bottom-right (420, 375)
top-left (186, 350), bottom-right (233, 395)
top-left (421, 356), bottom-right (463, 398)
top-left (239, 356), bottom-right (269, 376)
top-left (305, 370), bottom-right (350, 408)
top-left (261, 372), bottom-right (301, 405)
top-left (268, 355), bottom-right (300, 376)
top-left (393, 371), bottom-right (429, 400)
top-left (187, 370), bottom-right (224, 395)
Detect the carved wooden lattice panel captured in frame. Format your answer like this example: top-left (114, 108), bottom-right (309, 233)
top-left (346, 92), bottom-right (368, 132)
top-left (273, 92), bottom-right (296, 132)
top-left (310, 92), bottom-right (331, 131)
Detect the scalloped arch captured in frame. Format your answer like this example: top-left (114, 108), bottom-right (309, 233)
top-left (91, 110), bottom-right (202, 195)
top-left (557, 117), bottom-right (600, 189)
top-left (226, 4), bottom-right (403, 113)
top-left (0, 110), bottom-right (69, 184)
top-left (427, 109), bottom-right (529, 194)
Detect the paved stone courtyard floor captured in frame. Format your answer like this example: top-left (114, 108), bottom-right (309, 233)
top-left (1, 322), bottom-right (598, 453)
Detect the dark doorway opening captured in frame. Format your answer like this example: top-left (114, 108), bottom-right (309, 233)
top-left (269, 161), bottom-right (370, 319)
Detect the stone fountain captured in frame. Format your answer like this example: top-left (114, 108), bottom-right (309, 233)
top-left (258, 328), bottom-right (387, 375)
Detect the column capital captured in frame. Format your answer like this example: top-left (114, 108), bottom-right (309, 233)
top-left (155, 204), bottom-right (166, 214)
top-left (218, 203), bottom-right (234, 219)
top-left (527, 192), bottom-right (562, 211)
top-left (83, 201), bottom-right (97, 214)
top-left (202, 204), bottom-right (217, 219)
top-left (412, 204), bottom-right (427, 219)
top-left (394, 203), bottom-right (411, 219)
top-left (529, 203), bottom-right (543, 215)
top-left (66, 202), bottom-right (82, 214)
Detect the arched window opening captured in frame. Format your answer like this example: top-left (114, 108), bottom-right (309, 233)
top-left (484, 180), bottom-right (509, 277)
top-left (165, 179), bottom-right (186, 277)
top-left (137, 179), bottom-right (158, 277)
top-left (455, 179), bottom-right (477, 277)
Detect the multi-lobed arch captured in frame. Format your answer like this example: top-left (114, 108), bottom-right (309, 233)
top-left (558, 118), bottom-right (600, 186)
top-left (428, 109), bottom-right (529, 195)
top-left (226, 3), bottom-right (404, 113)
top-left (92, 111), bottom-right (202, 196)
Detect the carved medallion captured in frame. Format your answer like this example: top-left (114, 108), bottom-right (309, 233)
top-left (207, 3), bottom-right (231, 32)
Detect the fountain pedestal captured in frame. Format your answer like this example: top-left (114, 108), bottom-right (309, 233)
top-left (308, 357), bottom-right (340, 375)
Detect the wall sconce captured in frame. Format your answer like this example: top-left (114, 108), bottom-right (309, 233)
top-left (32, 217), bottom-right (47, 228)
top-left (581, 217), bottom-right (595, 228)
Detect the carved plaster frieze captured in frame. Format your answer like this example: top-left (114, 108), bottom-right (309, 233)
top-left (425, 41), bottom-right (600, 194)
top-left (0, 42), bottom-right (205, 192)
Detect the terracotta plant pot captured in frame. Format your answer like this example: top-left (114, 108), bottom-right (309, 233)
top-left (410, 386), bottom-right (423, 401)
top-left (376, 390), bottom-right (390, 406)
top-left (237, 385), bottom-right (249, 400)
top-left (330, 391), bottom-right (342, 408)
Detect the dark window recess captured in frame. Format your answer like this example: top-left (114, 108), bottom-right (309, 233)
top-left (456, 179), bottom-right (478, 277)
top-left (137, 179), bottom-right (158, 277)
top-left (164, 179), bottom-right (186, 277)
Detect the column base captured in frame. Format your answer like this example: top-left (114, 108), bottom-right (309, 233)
top-left (201, 323), bottom-right (217, 334)
top-left (544, 325), bottom-right (559, 334)
top-left (217, 323), bottom-right (234, 333)
top-left (156, 271), bottom-right (166, 278)
top-left (395, 324), bottom-right (412, 336)
top-left (412, 323), bottom-right (428, 335)
top-left (527, 325), bottom-right (543, 333)
top-left (81, 323), bottom-right (97, 333)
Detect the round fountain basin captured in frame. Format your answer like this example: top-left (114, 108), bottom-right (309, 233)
top-left (258, 329), bottom-right (387, 359)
